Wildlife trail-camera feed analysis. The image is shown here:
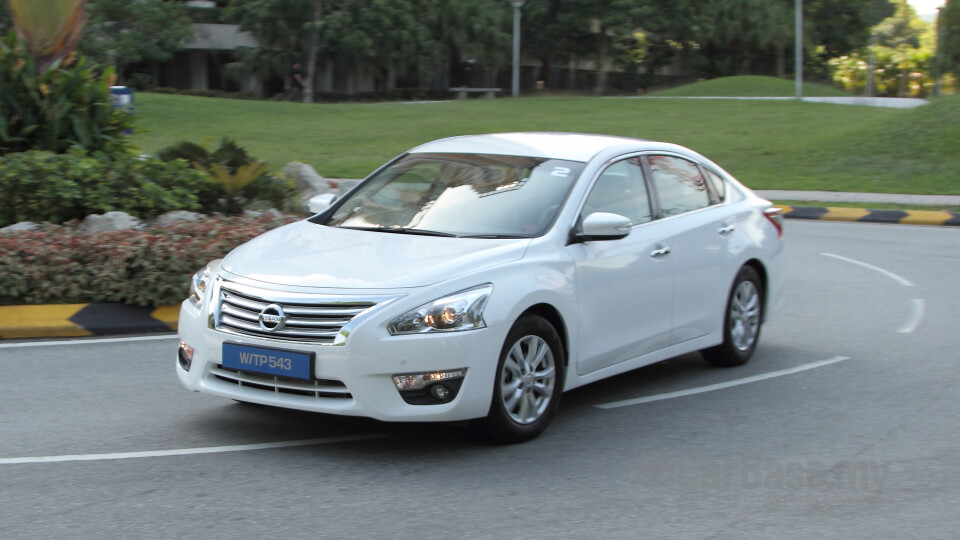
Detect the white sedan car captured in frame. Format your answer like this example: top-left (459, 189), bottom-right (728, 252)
top-left (177, 132), bottom-right (784, 442)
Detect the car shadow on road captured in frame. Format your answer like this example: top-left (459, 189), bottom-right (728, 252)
top-left (180, 343), bottom-right (819, 453)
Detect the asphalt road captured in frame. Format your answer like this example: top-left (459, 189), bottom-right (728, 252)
top-left (1, 220), bottom-right (958, 539)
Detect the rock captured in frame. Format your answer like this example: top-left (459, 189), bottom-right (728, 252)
top-left (76, 211), bottom-right (142, 233)
top-left (0, 221), bottom-right (38, 233)
top-left (281, 161), bottom-right (332, 194)
top-left (282, 161), bottom-right (339, 214)
top-left (332, 179), bottom-right (360, 198)
top-left (243, 208), bottom-right (285, 220)
top-left (154, 210), bottom-right (203, 226)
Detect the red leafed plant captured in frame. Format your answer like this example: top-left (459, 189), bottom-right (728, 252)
top-left (0, 213), bottom-right (299, 306)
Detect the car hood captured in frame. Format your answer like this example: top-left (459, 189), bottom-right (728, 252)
top-left (220, 221), bottom-right (530, 289)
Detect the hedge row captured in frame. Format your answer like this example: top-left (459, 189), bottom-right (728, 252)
top-left (148, 87), bottom-right (457, 103)
top-left (0, 213), bottom-right (298, 307)
top-left (0, 149), bottom-right (215, 227)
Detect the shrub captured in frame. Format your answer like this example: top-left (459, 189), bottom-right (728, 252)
top-left (145, 87), bottom-right (454, 103)
top-left (0, 213), bottom-right (299, 306)
top-left (0, 148), bottom-right (215, 226)
top-left (157, 138), bottom-right (298, 214)
top-left (0, 33), bottom-right (134, 155)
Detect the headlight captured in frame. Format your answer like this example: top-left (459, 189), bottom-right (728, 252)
top-left (388, 285), bottom-right (492, 335)
top-left (188, 259), bottom-right (221, 305)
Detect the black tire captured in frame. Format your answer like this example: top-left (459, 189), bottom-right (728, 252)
top-left (703, 265), bottom-right (763, 368)
top-left (477, 315), bottom-right (566, 443)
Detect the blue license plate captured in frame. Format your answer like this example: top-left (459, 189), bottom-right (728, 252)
top-left (221, 342), bottom-right (314, 380)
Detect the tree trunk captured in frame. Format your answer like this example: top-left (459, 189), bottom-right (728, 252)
top-left (540, 55), bottom-right (552, 89)
top-left (303, 0), bottom-right (322, 104)
top-left (594, 29), bottom-right (609, 96)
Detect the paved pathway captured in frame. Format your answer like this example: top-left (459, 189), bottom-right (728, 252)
top-left (757, 190), bottom-right (960, 206)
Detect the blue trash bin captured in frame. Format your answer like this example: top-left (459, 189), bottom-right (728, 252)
top-left (109, 86), bottom-right (134, 135)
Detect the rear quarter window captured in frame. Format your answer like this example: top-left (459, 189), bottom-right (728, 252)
top-left (703, 168), bottom-right (727, 204)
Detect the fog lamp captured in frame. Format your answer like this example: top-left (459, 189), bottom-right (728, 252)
top-left (393, 368), bottom-right (466, 391)
top-left (393, 368), bottom-right (466, 405)
top-left (178, 340), bottom-right (195, 371)
top-left (430, 384), bottom-right (451, 401)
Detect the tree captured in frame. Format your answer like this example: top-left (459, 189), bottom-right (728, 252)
top-left (940, 0), bottom-right (960, 77)
top-left (418, 0), bottom-right (510, 89)
top-left (574, 0), bottom-right (654, 95)
top-left (226, 0), bottom-right (316, 96)
top-left (78, 0), bottom-right (193, 84)
top-left (830, 2), bottom-right (940, 97)
top-left (521, 0), bottom-right (594, 90)
top-left (322, 0), bottom-right (422, 92)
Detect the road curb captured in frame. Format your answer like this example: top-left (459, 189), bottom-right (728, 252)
top-left (776, 205), bottom-right (960, 227)
top-left (0, 304), bottom-right (178, 340)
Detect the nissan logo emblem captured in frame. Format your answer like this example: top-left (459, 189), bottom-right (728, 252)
top-left (258, 304), bottom-right (287, 332)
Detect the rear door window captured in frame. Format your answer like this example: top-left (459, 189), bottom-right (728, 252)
top-left (646, 155), bottom-right (710, 217)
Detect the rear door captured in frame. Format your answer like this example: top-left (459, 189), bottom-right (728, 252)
top-left (644, 154), bottom-right (735, 345)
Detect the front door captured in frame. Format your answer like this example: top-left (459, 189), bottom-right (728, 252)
top-left (566, 157), bottom-right (675, 376)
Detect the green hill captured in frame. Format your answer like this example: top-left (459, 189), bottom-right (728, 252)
top-left (775, 92), bottom-right (960, 193)
top-left (648, 75), bottom-right (851, 97)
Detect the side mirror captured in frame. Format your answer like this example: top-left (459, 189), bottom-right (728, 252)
top-left (576, 212), bottom-right (631, 242)
top-left (308, 193), bottom-right (336, 214)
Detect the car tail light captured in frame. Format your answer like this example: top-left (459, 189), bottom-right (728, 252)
top-left (763, 207), bottom-right (784, 238)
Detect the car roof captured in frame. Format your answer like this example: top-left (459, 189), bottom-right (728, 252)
top-left (408, 132), bottom-right (659, 163)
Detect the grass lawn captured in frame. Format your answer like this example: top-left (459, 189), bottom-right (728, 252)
top-left (647, 75), bottom-right (851, 97)
top-left (131, 78), bottom-right (960, 195)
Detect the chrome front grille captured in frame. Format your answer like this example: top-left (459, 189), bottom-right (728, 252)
top-left (216, 285), bottom-right (377, 344)
top-left (212, 366), bottom-right (352, 399)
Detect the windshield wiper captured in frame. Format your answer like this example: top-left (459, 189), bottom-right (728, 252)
top-left (459, 234), bottom-right (530, 239)
top-left (339, 225), bottom-right (459, 237)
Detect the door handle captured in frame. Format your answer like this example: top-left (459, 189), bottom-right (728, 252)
top-left (650, 246), bottom-right (671, 258)
top-left (718, 224), bottom-right (736, 235)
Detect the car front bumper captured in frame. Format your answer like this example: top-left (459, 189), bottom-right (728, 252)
top-left (176, 297), bottom-right (507, 422)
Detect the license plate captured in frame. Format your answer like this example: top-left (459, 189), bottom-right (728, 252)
top-left (221, 342), bottom-right (314, 380)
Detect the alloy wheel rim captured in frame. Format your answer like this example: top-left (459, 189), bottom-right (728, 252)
top-left (730, 280), bottom-right (761, 351)
top-left (500, 335), bottom-right (556, 425)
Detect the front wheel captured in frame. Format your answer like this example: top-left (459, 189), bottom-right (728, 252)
top-left (477, 315), bottom-right (565, 443)
top-left (703, 265), bottom-right (763, 367)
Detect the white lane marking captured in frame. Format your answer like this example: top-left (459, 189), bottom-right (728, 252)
top-left (898, 299), bottom-right (925, 334)
top-left (0, 434), bottom-right (385, 465)
top-left (820, 252), bottom-right (914, 287)
top-left (0, 334), bottom-right (178, 349)
top-left (595, 356), bottom-right (849, 410)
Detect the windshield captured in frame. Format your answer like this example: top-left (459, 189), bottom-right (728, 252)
top-left (321, 153), bottom-right (584, 237)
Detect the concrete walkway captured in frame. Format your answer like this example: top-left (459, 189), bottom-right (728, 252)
top-left (629, 96), bottom-right (929, 109)
top-left (757, 190), bottom-right (960, 206)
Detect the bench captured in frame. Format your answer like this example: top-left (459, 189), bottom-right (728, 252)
top-left (449, 87), bottom-right (503, 99)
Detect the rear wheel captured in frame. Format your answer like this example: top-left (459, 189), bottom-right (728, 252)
top-left (477, 315), bottom-right (565, 443)
top-left (703, 265), bottom-right (763, 367)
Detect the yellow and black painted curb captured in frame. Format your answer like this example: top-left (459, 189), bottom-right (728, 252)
top-left (0, 304), bottom-right (179, 340)
top-left (776, 205), bottom-right (960, 227)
